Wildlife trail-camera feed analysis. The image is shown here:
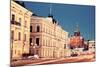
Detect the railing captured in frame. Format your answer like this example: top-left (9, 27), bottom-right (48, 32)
top-left (11, 20), bottom-right (21, 26)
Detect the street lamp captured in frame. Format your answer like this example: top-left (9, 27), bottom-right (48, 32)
top-left (31, 43), bottom-right (33, 46)
top-left (30, 43), bottom-right (33, 55)
top-left (33, 44), bottom-right (37, 55)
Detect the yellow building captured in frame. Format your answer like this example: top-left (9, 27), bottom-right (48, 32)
top-left (30, 16), bottom-right (69, 58)
top-left (11, 1), bottom-right (32, 59)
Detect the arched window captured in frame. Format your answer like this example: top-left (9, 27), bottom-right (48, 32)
top-left (36, 25), bottom-right (40, 32)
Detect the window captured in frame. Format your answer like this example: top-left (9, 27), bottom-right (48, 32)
top-left (15, 50), bottom-right (16, 55)
top-left (36, 38), bottom-right (39, 46)
top-left (25, 20), bottom-right (27, 27)
top-left (19, 18), bottom-right (21, 23)
top-left (64, 44), bottom-right (66, 49)
top-left (30, 26), bottom-right (32, 32)
top-left (11, 31), bottom-right (14, 40)
top-left (18, 50), bottom-right (20, 55)
top-left (24, 34), bottom-right (26, 41)
top-left (12, 14), bottom-right (15, 21)
top-left (43, 40), bottom-right (45, 46)
top-left (46, 40), bottom-right (47, 46)
top-left (43, 27), bottom-right (45, 32)
top-left (36, 26), bottom-right (40, 32)
top-left (18, 32), bottom-right (21, 40)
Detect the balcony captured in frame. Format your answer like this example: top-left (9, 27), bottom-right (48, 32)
top-left (11, 20), bottom-right (21, 26)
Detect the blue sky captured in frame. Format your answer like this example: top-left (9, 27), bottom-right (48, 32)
top-left (22, 1), bottom-right (95, 40)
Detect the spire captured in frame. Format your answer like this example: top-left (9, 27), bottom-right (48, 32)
top-left (48, 4), bottom-right (53, 18)
top-left (50, 4), bottom-right (52, 15)
top-left (74, 22), bottom-right (80, 36)
top-left (76, 23), bottom-right (80, 32)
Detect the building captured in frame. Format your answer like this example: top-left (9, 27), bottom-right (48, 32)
top-left (69, 24), bottom-right (85, 56)
top-left (11, 1), bottom-right (32, 59)
top-left (88, 40), bottom-right (95, 54)
top-left (30, 15), bottom-right (69, 58)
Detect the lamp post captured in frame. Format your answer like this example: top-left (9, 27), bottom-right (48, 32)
top-left (33, 44), bottom-right (37, 55)
top-left (30, 43), bottom-right (33, 55)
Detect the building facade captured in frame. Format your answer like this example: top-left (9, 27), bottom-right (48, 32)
top-left (30, 16), bottom-right (69, 58)
top-left (11, 1), bottom-right (32, 59)
top-left (88, 40), bottom-right (95, 54)
top-left (80, 40), bottom-right (95, 55)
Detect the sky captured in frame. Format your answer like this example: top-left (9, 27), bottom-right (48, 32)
top-left (21, 1), bottom-right (95, 40)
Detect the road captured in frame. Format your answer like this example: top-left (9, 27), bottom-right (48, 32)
top-left (11, 54), bottom-right (95, 67)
